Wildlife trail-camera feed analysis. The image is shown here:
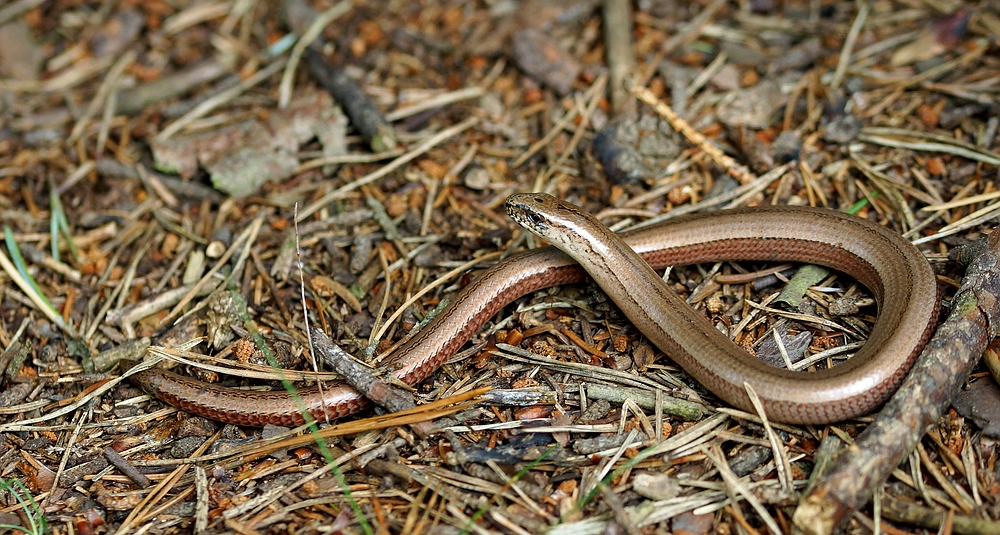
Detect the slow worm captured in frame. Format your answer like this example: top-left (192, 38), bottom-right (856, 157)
top-left (127, 193), bottom-right (938, 426)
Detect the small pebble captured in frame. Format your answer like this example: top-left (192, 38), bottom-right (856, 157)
top-left (632, 472), bottom-right (681, 501)
top-left (205, 240), bottom-right (226, 258)
top-left (170, 436), bottom-right (207, 459)
top-left (822, 114), bottom-right (862, 143)
top-left (716, 80), bottom-right (786, 128)
top-left (463, 167), bottom-right (491, 191)
top-left (177, 417), bottom-right (218, 438)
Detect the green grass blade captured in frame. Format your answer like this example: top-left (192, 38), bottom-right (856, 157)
top-left (3, 227), bottom-right (58, 314)
top-left (0, 478), bottom-right (48, 535)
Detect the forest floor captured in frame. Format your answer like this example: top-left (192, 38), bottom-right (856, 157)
top-left (1, 1), bottom-right (1000, 534)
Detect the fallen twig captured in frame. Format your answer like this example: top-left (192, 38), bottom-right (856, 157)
top-left (793, 229), bottom-right (1000, 534)
top-left (309, 327), bottom-right (435, 437)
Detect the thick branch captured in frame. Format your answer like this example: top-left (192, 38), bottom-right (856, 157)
top-left (793, 230), bottom-right (1000, 534)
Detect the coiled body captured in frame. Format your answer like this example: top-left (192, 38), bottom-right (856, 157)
top-left (129, 195), bottom-right (938, 425)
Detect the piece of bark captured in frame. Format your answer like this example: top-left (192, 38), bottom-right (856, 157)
top-left (951, 376), bottom-right (1000, 438)
top-left (0, 339), bottom-right (31, 379)
top-left (150, 90), bottom-right (346, 196)
top-left (880, 494), bottom-right (1000, 535)
top-left (103, 447), bottom-right (151, 488)
top-left (463, 463), bottom-right (549, 501)
top-left (793, 230), bottom-right (1000, 534)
